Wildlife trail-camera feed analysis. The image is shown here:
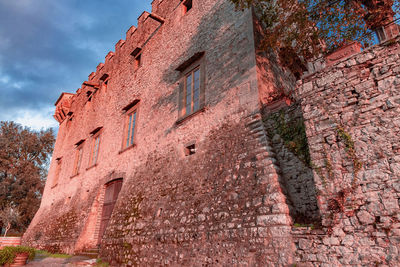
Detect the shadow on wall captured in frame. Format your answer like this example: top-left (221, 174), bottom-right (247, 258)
top-left (155, 0), bottom-right (255, 116)
top-left (262, 103), bottom-right (322, 225)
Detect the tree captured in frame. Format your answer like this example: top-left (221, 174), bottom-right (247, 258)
top-left (0, 121), bottom-right (55, 234)
top-left (0, 204), bottom-right (19, 236)
top-left (230, 0), bottom-right (400, 58)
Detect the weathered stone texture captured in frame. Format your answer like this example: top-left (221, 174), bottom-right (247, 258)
top-left (100, 115), bottom-right (294, 266)
top-left (23, 0), bottom-right (295, 265)
top-left (294, 36), bottom-right (400, 266)
top-left (22, 0), bottom-right (400, 265)
top-left (262, 104), bottom-right (321, 224)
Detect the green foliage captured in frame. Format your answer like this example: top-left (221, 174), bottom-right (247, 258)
top-left (96, 258), bottom-right (110, 267)
top-left (0, 246), bottom-right (35, 265)
top-left (0, 121), bottom-right (55, 233)
top-left (230, 0), bottom-right (400, 58)
top-left (264, 109), bottom-right (311, 166)
top-left (293, 223), bottom-right (315, 229)
top-left (35, 249), bottom-right (72, 259)
top-left (336, 126), bottom-right (363, 178)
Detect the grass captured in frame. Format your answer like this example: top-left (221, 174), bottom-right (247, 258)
top-left (96, 258), bottom-right (110, 267)
top-left (293, 223), bottom-right (315, 229)
top-left (35, 250), bottom-right (72, 259)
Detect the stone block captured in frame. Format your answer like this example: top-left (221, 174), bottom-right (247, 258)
top-left (256, 214), bottom-right (290, 226)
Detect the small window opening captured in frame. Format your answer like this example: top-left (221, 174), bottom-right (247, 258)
top-left (183, 0), bottom-right (193, 13)
top-left (135, 54), bottom-right (142, 71)
top-left (131, 47), bottom-right (142, 72)
top-left (100, 74), bottom-right (110, 91)
top-left (185, 143), bottom-right (196, 156)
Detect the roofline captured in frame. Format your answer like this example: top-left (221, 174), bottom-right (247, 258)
top-left (55, 92), bottom-right (75, 106)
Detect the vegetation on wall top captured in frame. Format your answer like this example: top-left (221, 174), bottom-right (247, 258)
top-left (230, 0), bottom-right (400, 58)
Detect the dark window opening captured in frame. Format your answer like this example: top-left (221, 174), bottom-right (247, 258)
top-left (90, 126), bottom-right (103, 136)
top-left (185, 143), bottom-right (196, 156)
top-left (100, 74), bottom-right (110, 91)
top-left (131, 47), bottom-right (142, 72)
top-left (135, 54), bottom-right (142, 71)
top-left (183, 0), bottom-right (193, 13)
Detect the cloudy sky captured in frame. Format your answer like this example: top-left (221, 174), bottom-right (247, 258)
top-left (0, 0), bottom-right (151, 131)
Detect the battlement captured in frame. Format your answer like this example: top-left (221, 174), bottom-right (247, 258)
top-left (53, 1), bottom-right (196, 122)
top-left (151, 0), bottom-right (182, 18)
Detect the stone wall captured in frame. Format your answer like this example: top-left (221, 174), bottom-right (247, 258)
top-left (23, 0), bottom-right (400, 265)
top-left (262, 104), bottom-right (321, 225)
top-left (294, 36), bottom-right (400, 266)
top-left (100, 112), bottom-right (295, 266)
top-left (23, 0), bottom-right (296, 265)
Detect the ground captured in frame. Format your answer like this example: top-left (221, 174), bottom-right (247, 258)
top-left (26, 253), bottom-right (100, 267)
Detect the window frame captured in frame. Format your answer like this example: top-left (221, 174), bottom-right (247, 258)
top-left (134, 53), bottom-right (142, 72)
top-left (72, 142), bottom-right (84, 177)
top-left (177, 54), bottom-right (206, 122)
top-left (100, 74), bottom-right (110, 92)
top-left (88, 130), bottom-right (102, 168)
top-left (52, 157), bottom-right (62, 188)
top-left (121, 102), bottom-right (140, 152)
top-left (183, 66), bottom-right (201, 116)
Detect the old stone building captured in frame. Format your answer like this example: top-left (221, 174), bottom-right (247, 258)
top-left (23, 0), bottom-right (400, 266)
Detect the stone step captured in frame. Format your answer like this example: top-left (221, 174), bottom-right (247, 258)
top-left (246, 118), bottom-right (263, 128)
top-left (251, 131), bottom-right (266, 139)
top-left (248, 125), bottom-right (265, 134)
top-left (253, 146), bottom-right (274, 155)
top-left (76, 248), bottom-right (99, 259)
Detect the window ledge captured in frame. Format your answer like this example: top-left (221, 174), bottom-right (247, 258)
top-left (176, 107), bottom-right (205, 125)
top-left (119, 144), bottom-right (136, 154)
top-left (70, 173), bottom-right (80, 179)
top-left (86, 164), bottom-right (98, 171)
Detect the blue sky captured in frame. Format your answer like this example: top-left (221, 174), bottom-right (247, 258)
top-left (0, 0), bottom-right (152, 131)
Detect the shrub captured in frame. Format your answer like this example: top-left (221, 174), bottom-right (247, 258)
top-left (0, 246), bottom-right (35, 265)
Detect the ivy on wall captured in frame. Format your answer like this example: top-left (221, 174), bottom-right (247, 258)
top-left (263, 106), bottom-right (311, 167)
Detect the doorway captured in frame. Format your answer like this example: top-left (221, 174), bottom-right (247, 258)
top-left (98, 179), bottom-right (123, 243)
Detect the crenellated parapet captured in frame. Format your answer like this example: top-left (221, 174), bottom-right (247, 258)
top-left (58, 1), bottom-right (172, 113)
top-left (151, 0), bottom-right (182, 18)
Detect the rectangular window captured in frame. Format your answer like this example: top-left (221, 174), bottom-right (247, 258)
top-left (52, 158), bottom-right (62, 188)
top-left (126, 111), bottom-right (137, 148)
top-left (135, 54), bottom-right (142, 71)
top-left (176, 52), bottom-right (205, 121)
top-left (100, 74), bottom-right (110, 91)
top-left (184, 67), bottom-right (201, 116)
top-left (183, 0), bottom-right (193, 14)
top-left (72, 144), bottom-right (84, 176)
top-left (131, 47), bottom-right (142, 72)
top-left (89, 132), bottom-right (101, 167)
top-left (122, 102), bottom-right (139, 150)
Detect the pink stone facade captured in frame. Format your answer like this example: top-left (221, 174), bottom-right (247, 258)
top-left (23, 0), bottom-right (400, 265)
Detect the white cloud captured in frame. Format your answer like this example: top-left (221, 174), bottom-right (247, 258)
top-left (10, 106), bottom-right (58, 131)
top-left (0, 75), bottom-right (10, 84)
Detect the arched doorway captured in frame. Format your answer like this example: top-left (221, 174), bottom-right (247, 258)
top-left (98, 179), bottom-right (123, 243)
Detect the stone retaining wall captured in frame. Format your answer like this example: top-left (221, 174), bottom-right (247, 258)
top-left (294, 36), bottom-right (400, 266)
